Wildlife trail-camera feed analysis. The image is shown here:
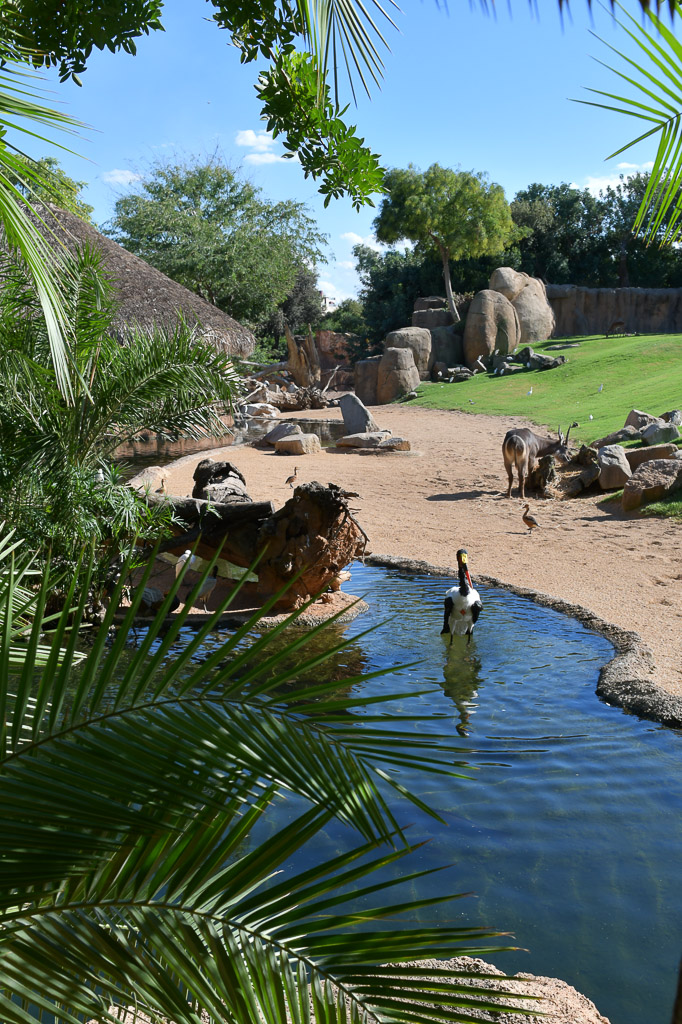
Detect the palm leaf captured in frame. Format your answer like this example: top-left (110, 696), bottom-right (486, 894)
top-left (577, 0), bottom-right (682, 242)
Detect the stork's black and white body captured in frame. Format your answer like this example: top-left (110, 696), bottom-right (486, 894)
top-left (440, 549), bottom-right (482, 645)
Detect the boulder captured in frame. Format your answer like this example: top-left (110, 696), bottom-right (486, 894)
top-left (597, 445), bottom-right (632, 490)
top-left (625, 443), bottom-right (679, 470)
top-left (242, 402), bottom-right (280, 418)
top-left (192, 459), bottom-right (249, 501)
top-left (590, 425), bottom-right (641, 448)
top-left (622, 458), bottom-right (682, 510)
top-left (378, 436), bottom-right (411, 451)
top-left (413, 295), bottom-right (447, 311)
top-left (512, 276), bottom-right (556, 345)
top-left (624, 409), bottom-right (661, 431)
top-left (338, 392), bottom-right (380, 433)
top-left (376, 347), bottom-right (421, 404)
top-left (385, 326), bottom-right (432, 378)
top-left (315, 329), bottom-right (352, 368)
top-left (274, 433), bottom-right (322, 456)
top-left (529, 352), bottom-right (566, 371)
top-left (260, 422), bottom-right (303, 446)
top-left (576, 444), bottom-right (599, 467)
top-left (463, 289), bottom-right (520, 369)
top-left (430, 324), bottom-right (464, 367)
top-left (354, 355), bottom-right (382, 406)
top-left (411, 308), bottom-right (453, 330)
top-left (336, 431), bottom-right (393, 448)
top-left (489, 266), bottom-right (527, 301)
top-left (641, 420), bottom-right (681, 445)
top-left (661, 408), bottom-right (682, 425)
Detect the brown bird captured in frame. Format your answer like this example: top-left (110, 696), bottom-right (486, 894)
top-left (522, 503), bottom-right (539, 536)
top-left (155, 477), bottom-right (166, 494)
top-left (285, 466), bottom-right (298, 489)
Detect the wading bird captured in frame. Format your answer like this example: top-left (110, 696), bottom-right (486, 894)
top-left (196, 566), bottom-right (219, 611)
top-left (522, 504), bottom-right (539, 536)
top-left (175, 549), bottom-right (192, 577)
top-left (285, 466), bottom-right (298, 489)
top-left (155, 477), bottom-right (166, 494)
top-left (441, 549), bottom-right (482, 646)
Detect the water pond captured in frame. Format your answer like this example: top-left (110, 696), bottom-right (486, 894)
top-left (153, 562), bottom-right (682, 1024)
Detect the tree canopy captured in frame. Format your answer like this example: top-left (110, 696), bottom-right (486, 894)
top-left (6, 155), bottom-right (94, 222)
top-left (105, 157), bottom-right (327, 328)
top-left (373, 164), bottom-right (517, 321)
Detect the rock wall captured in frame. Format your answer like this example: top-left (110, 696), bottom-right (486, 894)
top-left (546, 284), bottom-right (682, 336)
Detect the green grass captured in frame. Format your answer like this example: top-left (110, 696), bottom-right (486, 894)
top-left (639, 488), bottom-right (682, 520)
top-left (410, 332), bottom-right (682, 448)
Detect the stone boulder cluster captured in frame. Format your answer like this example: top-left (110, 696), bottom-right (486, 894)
top-left (257, 394), bottom-right (412, 456)
top-left (566, 408), bottom-right (682, 509)
top-left (355, 268), bottom-right (558, 404)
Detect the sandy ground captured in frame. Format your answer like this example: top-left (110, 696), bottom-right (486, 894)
top-left (163, 404), bottom-right (682, 698)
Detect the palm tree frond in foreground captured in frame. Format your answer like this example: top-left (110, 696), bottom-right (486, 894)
top-left (0, 544), bottom-right (537, 1024)
top-left (578, 0), bottom-right (682, 244)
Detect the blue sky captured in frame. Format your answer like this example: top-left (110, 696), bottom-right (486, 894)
top-left (28, 0), bottom-right (660, 304)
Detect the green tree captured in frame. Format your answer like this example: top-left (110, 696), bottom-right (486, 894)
top-left (0, 245), bottom-right (240, 581)
top-left (354, 243), bottom-right (444, 345)
top-left (105, 157), bottom-right (327, 328)
top-left (6, 154), bottom-right (94, 221)
top-left (373, 164), bottom-right (517, 323)
top-left (511, 182), bottom-right (608, 285)
top-left (264, 264), bottom-right (325, 341)
top-left (320, 297), bottom-right (367, 336)
top-left (598, 173), bottom-right (682, 287)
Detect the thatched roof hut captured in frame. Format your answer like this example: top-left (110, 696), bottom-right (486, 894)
top-left (30, 205), bottom-right (256, 357)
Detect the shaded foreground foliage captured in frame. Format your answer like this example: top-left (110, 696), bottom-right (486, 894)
top-left (0, 541), bottom-right (533, 1024)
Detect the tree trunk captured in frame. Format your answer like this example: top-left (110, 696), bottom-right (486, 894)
top-left (440, 251), bottom-right (460, 323)
top-left (285, 323), bottom-right (321, 387)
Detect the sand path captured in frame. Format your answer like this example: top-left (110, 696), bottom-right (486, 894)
top-left (163, 404), bottom-right (682, 698)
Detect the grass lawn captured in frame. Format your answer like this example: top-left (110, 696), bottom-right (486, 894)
top-left (409, 332), bottom-right (682, 448)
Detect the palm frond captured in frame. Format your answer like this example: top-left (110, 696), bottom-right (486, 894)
top-left (577, 0), bottom-right (682, 242)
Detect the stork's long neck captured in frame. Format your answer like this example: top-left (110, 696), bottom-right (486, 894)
top-left (458, 564), bottom-right (471, 596)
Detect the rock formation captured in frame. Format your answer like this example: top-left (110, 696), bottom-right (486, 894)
top-left (546, 283), bottom-right (682, 336)
top-left (463, 289), bottom-right (520, 368)
top-left (489, 267), bottom-right (555, 345)
top-left (385, 326), bottom-right (432, 379)
top-left (376, 347), bottom-right (421, 403)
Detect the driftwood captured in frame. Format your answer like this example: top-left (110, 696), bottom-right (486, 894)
top-left (285, 324), bottom-right (321, 388)
top-left (148, 482), bottom-right (366, 610)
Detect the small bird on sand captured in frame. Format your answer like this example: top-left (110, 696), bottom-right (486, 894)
top-left (196, 566), bottom-right (219, 611)
top-left (155, 477), bottom-right (166, 494)
top-left (285, 466), bottom-right (298, 489)
top-left (522, 503), bottom-right (539, 536)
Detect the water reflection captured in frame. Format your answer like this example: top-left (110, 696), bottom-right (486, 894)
top-left (440, 649), bottom-right (482, 736)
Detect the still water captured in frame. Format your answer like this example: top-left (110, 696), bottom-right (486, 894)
top-left (160, 562), bottom-right (682, 1024)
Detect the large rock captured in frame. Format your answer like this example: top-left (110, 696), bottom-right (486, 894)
top-left (625, 443), bottom-right (679, 470)
top-left (624, 409), bottom-right (662, 431)
top-left (260, 422), bottom-right (303, 446)
top-left (489, 266), bottom-right (527, 301)
top-left (622, 458), bottom-right (682, 510)
top-left (411, 308), bottom-right (453, 330)
top-left (385, 326), bottom-right (432, 379)
top-left (354, 355), bottom-right (382, 406)
top-left (399, 958), bottom-right (611, 1024)
top-left (274, 433), bottom-right (322, 455)
top-left (315, 329), bottom-right (352, 369)
top-left (640, 420), bottom-right (681, 445)
top-left (513, 276), bottom-right (556, 344)
top-left (413, 295), bottom-right (447, 311)
top-left (590, 425), bottom-right (641, 448)
top-left (243, 402), bottom-right (280, 418)
top-left (192, 459), bottom-right (250, 501)
top-left (597, 445), bottom-right (632, 490)
top-left (430, 324), bottom-right (464, 368)
top-left (489, 268), bottom-right (555, 344)
top-left (336, 430), bottom-right (393, 448)
top-left (545, 281), bottom-right (682, 336)
top-left (463, 289), bottom-right (520, 369)
top-left (376, 347), bottom-right (420, 404)
top-left (338, 392), bottom-right (379, 433)
top-left (661, 408), bottom-right (682, 425)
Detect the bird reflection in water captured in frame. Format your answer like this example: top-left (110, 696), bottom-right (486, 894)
top-left (440, 650), bottom-right (483, 738)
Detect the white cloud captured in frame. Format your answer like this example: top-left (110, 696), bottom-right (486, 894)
top-left (574, 161), bottom-right (656, 196)
top-left (102, 169), bottom-right (141, 186)
top-left (318, 278), bottom-right (356, 303)
top-left (235, 129), bottom-right (277, 152)
top-left (337, 260), bottom-right (355, 270)
top-left (341, 231), bottom-right (380, 249)
top-left (244, 151), bottom-right (298, 165)
top-left (235, 129), bottom-right (296, 165)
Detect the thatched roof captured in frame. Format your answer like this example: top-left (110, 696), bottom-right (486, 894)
top-left (30, 205), bottom-right (256, 357)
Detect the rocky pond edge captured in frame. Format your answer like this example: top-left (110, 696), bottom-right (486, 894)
top-left (365, 553), bottom-right (682, 731)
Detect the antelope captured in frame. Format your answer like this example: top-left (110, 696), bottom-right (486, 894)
top-left (502, 422), bottom-right (578, 499)
top-left (605, 320), bottom-right (626, 338)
